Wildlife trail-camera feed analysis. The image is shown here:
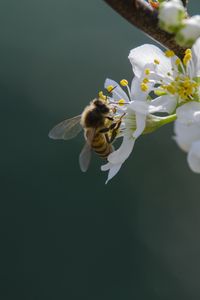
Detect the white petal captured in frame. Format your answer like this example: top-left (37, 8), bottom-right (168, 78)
top-left (151, 95), bottom-right (177, 114)
top-left (187, 140), bottom-right (200, 173)
top-left (174, 120), bottom-right (200, 152)
top-left (176, 102), bottom-right (200, 124)
top-left (159, 0), bottom-right (185, 33)
top-left (192, 37), bottom-right (200, 77)
top-left (101, 162), bottom-right (122, 184)
top-left (128, 44), bottom-right (173, 78)
top-left (108, 135), bottom-right (135, 164)
top-left (176, 16), bottom-right (200, 48)
top-left (104, 78), bottom-right (130, 102)
top-left (130, 63), bottom-right (156, 101)
top-left (133, 112), bottom-right (146, 138)
top-left (131, 76), bottom-right (145, 100)
top-left (129, 101), bottom-right (149, 115)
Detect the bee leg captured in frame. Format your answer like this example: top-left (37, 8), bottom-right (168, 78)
top-left (108, 120), bottom-right (122, 144)
top-left (99, 127), bottom-right (110, 133)
top-left (100, 113), bottom-right (125, 143)
top-left (107, 113), bottom-right (125, 143)
top-left (105, 133), bottom-right (110, 144)
top-left (106, 116), bottom-right (114, 121)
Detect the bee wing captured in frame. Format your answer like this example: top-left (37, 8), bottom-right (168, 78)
top-left (48, 115), bottom-right (82, 140)
top-left (79, 142), bottom-right (92, 172)
top-left (79, 128), bottom-right (96, 172)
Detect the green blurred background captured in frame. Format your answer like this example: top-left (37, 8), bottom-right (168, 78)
top-left (1, 0), bottom-right (200, 299)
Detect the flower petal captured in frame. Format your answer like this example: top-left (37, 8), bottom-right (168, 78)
top-left (128, 44), bottom-right (173, 78)
top-left (176, 102), bottom-right (200, 124)
top-left (108, 135), bottom-right (135, 164)
top-left (187, 140), bottom-right (200, 173)
top-left (191, 37), bottom-right (200, 77)
top-left (133, 112), bottom-right (146, 139)
top-left (130, 63), bottom-right (156, 101)
top-left (129, 101), bottom-right (149, 114)
top-left (101, 162), bottom-right (122, 184)
top-left (151, 95), bottom-right (177, 114)
top-left (131, 76), bottom-right (145, 100)
top-left (174, 120), bottom-right (200, 152)
top-left (104, 78), bottom-right (130, 102)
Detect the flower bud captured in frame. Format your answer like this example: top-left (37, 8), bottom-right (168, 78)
top-left (158, 0), bottom-right (185, 34)
top-left (175, 16), bottom-right (200, 47)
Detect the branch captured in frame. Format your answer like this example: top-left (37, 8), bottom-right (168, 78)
top-left (181, 0), bottom-right (188, 7)
top-left (103, 0), bottom-right (186, 58)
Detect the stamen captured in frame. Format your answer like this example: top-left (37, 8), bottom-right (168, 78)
top-left (120, 79), bottom-right (128, 86)
top-left (145, 68), bottom-right (150, 75)
top-left (140, 82), bottom-right (148, 92)
top-left (106, 85), bottom-right (114, 93)
top-left (154, 59), bottom-right (160, 65)
top-left (98, 91), bottom-right (107, 100)
top-left (183, 53), bottom-right (192, 65)
top-left (166, 85), bottom-right (176, 94)
top-left (165, 50), bottom-right (175, 58)
top-left (143, 78), bottom-right (149, 84)
top-left (175, 58), bottom-right (181, 65)
top-left (118, 99), bottom-right (125, 106)
top-left (185, 49), bottom-right (192, 55)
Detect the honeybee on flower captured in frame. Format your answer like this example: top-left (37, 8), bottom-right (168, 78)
top-left (49, 90), bottom-right (126, 172)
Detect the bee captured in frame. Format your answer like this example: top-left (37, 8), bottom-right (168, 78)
top-left (48, 98), bottom-right (123, 172)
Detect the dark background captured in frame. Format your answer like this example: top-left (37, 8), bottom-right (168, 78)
top-left (1, 1), bottom-right (200, 299)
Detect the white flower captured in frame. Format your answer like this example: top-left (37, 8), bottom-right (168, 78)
top-left (176, 16), bottom-right (200, 47)
top-left (128, 39), bottom-right (200, 109)
top-left (101, 38), bottom-right (200, 182)
top-left (158, 0), bottom-right (185, 33)
top-left (174, 102), bottom-right (200, 173)
top-left (101, 64), bottom-right (175, 183)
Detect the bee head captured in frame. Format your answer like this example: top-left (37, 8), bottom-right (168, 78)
top-left (93, 99), bottom-right (110, 114)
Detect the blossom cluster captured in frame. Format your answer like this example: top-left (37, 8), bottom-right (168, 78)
top-left (157, 0), bottom-right (200, 47)
top-left (101, 38), bottom-right (200, 183)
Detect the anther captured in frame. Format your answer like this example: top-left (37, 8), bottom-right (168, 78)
top-left (143, 78), bottom-right (149, 84)
top-left (118, 99), bottom-right (125, 106)
top-left (120, 79), bottom-right (128, 86)
top-left (140, 82), bottom-right (148, 92)
top-left (98, 91), bottom-right (107, 100)
top-left (175, 58), bottom-right (181, 65)
top-left (106, 85), bottom-right (114, 93)
top-left (183, 53), bottom-right (192, 65)
top-left (165, 50), bottom-right (175, 58)
top-left (185, 49), bottom-right (192, 55)
top-left (145, 68), bottom-right (150, 75)
top-left (154, 59), bottom-right (160, 65)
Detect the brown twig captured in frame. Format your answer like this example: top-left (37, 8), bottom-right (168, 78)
top-left (181, 0), bottom-right (188, 7)
top-left (103, 0), bottom-right (186, 58)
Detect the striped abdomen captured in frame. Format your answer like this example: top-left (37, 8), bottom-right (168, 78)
top-left (91, 132), bottom-right (113, 158)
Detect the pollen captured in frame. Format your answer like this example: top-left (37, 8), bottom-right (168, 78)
top-left (154, 59), bottom-right (160, 65)
top-left (166, 85), bottom-right (176, 94)
top-left (183, 52), bottom-right (192, 65)
top-left (143, 78), bottom-right (149, 84)
top-left (98, 91), bottom-right (107, 101)
top-left (140, 82), bottom-right (148, 92)
top-left (175, 58), bottom-right (181, 65)
top-left (118, 99), bottom-right (126, 106)
top-left (185, 49), bottom-right (192, 55)
top-left (165, 50), bottom-right (175, 58)
top-left (120, 79), bottom-right (128, 86)
top-left (106, 85), bottom-right (114, 93)
top-left (145, 68), bottom-right (150, 75)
